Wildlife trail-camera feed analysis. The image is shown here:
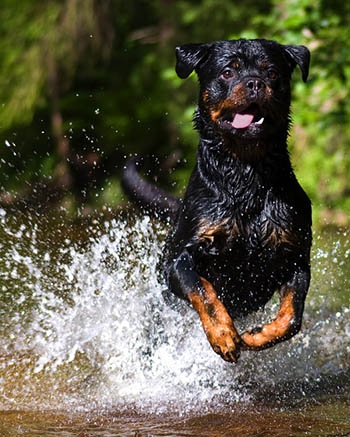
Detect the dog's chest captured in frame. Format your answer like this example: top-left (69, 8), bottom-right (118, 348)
top-left (196, 209), bottom-right (295, 258)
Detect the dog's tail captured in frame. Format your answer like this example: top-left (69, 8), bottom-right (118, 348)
top-left (121, 156), bottom-right (181, 223)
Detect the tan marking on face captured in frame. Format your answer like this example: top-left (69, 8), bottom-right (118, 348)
top-left (265, 84), bottom-right (273, 97)
top-left (259, 61), bottom-right (270, 70)
top-left (188, 277), bottom-right (241, 362)
top-left (209, 83), bottom-right (246, 122)
top-left (210, 100), bottom-right (234, 123)
top-left (209, 81), bottom-right (274, 125)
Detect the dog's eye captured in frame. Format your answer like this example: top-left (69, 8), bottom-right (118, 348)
top-left (221, 68), bottom-right (234, 79)
top-left (267, 69), bottom-right (279, 80)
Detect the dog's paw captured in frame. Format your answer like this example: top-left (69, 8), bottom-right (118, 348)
top-left (240, 327), bottom-right (273, 350)
top-left (207, 326), bottom-right (241, 363)
top-left (241, 329), bottom-right (262, 347)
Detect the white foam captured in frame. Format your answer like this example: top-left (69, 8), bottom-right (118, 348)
top-left (0, 213), bottom-right (348, 413)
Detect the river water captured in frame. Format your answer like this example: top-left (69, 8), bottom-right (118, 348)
top-left (0, 209), bottom-right (349, 436)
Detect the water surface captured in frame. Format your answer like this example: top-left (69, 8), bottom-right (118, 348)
top-left (0, 210), bottom-right (349, 435)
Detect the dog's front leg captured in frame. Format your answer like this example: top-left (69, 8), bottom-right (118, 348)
top-left (241, 269), bottom-right (310, 351)
top-left (168, 250), bottom-right (242, 362)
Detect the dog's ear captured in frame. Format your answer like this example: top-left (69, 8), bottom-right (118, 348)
top-left (284, 45), bottom-right (310, 82)
top-left (175, 43), bottom-right (212, 79)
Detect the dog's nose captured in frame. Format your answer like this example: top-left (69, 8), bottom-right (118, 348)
top-left (246, 78), bottom-right (265, 92)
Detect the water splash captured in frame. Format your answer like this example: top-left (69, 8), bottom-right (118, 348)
top-left (0, 209), bottom-right (349, 414)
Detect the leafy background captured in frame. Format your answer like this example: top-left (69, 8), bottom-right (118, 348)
top-left (0, 0), bottom-right (349, 225)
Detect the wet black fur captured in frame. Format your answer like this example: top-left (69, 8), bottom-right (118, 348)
top-left (123, 39), bottom-right (312, 326)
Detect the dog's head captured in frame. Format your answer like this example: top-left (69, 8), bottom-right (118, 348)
top-left (176, 39), bottom-right (310, 156)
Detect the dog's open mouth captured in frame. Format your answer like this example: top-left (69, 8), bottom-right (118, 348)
top-left (220, 104), bottom-right (265, 130)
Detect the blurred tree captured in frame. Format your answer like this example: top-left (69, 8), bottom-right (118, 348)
top-left (0, 0), bottom-right (114, 206)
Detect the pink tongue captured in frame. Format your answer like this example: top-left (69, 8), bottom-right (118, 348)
top-left (232, 113), bottom-right (254, 129)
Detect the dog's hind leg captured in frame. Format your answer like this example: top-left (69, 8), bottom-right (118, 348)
top-left (168, 250), bottom-right (241, 362)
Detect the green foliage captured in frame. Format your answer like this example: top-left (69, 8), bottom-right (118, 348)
top-left (0, 0), bottom-right (348, 224)
top-left (0, 1), bottom-right (58, 129)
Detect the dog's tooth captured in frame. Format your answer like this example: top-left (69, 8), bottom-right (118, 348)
top-left (255, 117), bottom-right (264, 125)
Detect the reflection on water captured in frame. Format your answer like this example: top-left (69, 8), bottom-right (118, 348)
top-left (1, 404), bottom-right (350, 436)
top-left (0, 209), bottom-right (349, 435)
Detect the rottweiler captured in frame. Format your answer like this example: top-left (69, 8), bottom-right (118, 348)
top-left (122, 38), bottom-right (312, 362)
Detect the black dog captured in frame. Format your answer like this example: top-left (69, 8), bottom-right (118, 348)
top-left (122, 39), bottom-right (312, 362)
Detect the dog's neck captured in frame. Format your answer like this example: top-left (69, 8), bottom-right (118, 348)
top-left (221, 136), bottom-right (270, 161)
top-left (197, 137), bottom-right (294, 210)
